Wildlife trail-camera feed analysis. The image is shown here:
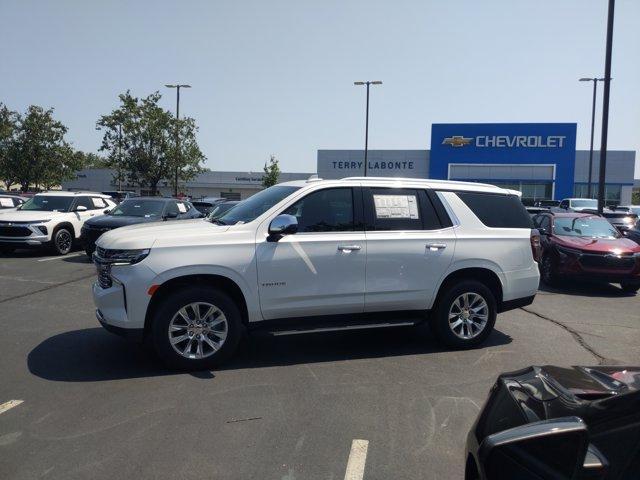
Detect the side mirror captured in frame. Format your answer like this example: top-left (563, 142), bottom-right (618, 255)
top-left (103, 209), bottom-right (111, 214)
top-left (538, 227), bottom-right (548, 235)
top-left (478, 417), bottom-right (606, 480)
top-left (164, 211), bottom-right (179, 220)
top-left (75, 205), bottom-right (88, 212)
top-left (268, 214), bottom-right (298, 240)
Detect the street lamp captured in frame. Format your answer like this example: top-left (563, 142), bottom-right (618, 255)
top-left (354, 80), bottom-right (382, 176)
top-left (165, 84), bottom-right (192, 197)
top-left (579, 77), bottom-right (605, 198)
top-left (597, 0), bottom-right (615, 214)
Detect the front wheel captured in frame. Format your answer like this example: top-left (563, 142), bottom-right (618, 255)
top-left (151, 286), bottom-right (243, 370)
top-left (540, 254), bottom-right (557, 286)
top-left (51, 227), bottom-right (73, 255)
top-left (431, 280), bottom-right (497, 348)
top-left (620, 282), bottom-right (640, 294)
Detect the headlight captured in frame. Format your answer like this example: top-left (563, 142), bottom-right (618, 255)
top-left (98, 248), bottom-right (150, 265)
top-left (623, 216), bottom-right (635, 224)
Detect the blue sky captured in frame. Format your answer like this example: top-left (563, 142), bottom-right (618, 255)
top-left (1, 0), bottom-right (638, 175)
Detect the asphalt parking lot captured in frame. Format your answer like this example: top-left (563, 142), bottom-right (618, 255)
top-left (0, 250), bottom-right (638, 480)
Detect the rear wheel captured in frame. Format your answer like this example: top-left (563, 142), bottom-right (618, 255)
top-left (151, 286), bottom-right (243, 370)
top-left (431, 280), bottom-right (496, 348)
top-left (51, 227), bottom-right (73, 255)
top-left (620, 282), bottom-right (640, 294)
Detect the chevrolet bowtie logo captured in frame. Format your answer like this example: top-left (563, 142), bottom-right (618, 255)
top-left (442, 135), bottom-right (473, 147)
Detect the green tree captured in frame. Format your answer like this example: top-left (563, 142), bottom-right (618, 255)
top-left (97, 91), bottom-right (205, 195)
top-left (0, 103), bottom-right (18, 190)
top-left (632, 189), bottom-right (640, 205)
top-left (1, 105), bottom-right (82, 191)
top-left (262, 154), bottom-right (280, 188)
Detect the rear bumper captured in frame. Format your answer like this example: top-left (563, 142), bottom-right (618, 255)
top-left (498, 295), bottom-right (535, 313)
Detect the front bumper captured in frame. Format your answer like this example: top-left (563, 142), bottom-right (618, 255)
top-left (96, 309), bottom-right (144, 341)
top-left (0, 234), bottom-right (49, 248)
top-left (91, 261), bottom-right (157, 333)
top-left (554, 247), bottom-right (640, 282)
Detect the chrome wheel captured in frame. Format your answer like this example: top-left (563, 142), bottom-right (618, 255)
top-left (55, 229), bottom-right (72, 254)
top-left (168, 302), bottom-right (228, 360)
top-left (448, 292), bottom-right (489, 340)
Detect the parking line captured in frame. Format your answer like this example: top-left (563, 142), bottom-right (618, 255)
top-left (0, 400), bottom-right (23, 415)
top-left (344, 439), bottom-right (369, 480)
top-left (37, 253), bottom-right (82, 262)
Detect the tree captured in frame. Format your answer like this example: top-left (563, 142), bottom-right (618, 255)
top-left (0, 103), bottom-right (18, 190)
top-left (633, 189), bottom-right (640, 205)
top-left (97, 91), bottom-right (205, 195)
top-left (262, 154), bottom-right (280, 188)
top-left (0, 105), bottom-right (83, 192)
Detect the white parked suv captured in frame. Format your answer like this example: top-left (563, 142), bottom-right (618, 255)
top-left (0, 191), bottom-right (116, 255)
top-left (92, 177), bottom-right (540, 369)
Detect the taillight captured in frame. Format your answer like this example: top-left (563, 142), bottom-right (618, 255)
top-left (530, 230), bottom-right (542, 262)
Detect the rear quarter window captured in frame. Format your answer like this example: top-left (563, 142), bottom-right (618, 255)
top-left (456, 192), bottom-right (533, 229)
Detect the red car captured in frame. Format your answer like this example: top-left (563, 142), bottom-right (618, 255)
top-left (533, 212), bottom-right (640, 293)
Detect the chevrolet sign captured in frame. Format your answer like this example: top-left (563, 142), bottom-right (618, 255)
top-left (443, 135), bottom-right (566, 148)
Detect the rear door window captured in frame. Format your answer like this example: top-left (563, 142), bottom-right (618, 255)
top-left (364, 188), bottom-right (444, 231)
top-left (456, 192), bottom-right (533, 228)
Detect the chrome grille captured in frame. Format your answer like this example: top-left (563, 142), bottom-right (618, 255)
top-left (96, 262), bottom-right (112, 289)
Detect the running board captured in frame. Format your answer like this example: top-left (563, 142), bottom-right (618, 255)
top-left (249, 311), bottom-right (427, 337)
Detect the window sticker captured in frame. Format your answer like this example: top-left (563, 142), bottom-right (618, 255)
top-left (0, 198), bottom-right (13, 207)
top-left (91, 197), bottom-right (104, 208)
top-left (177, 202), bottom-right (187, 213)
top-left (373, 194), bottom-right (419, 219)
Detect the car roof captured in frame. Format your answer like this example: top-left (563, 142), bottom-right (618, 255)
top-left (121, 196), bottom-right (175, 202)
top-left (0, 194), bottom-right (24, 198)
top-left (277, 177), bottom-right (510, 194)
top-left (36, 191), bottom-right (112, 198)
top-left (547, 212), bottom-right (600, 219)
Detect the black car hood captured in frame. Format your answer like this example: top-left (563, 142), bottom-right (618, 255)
top-left (84, 215), bottom-right (161, 228)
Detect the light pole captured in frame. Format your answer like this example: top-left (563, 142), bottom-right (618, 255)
top-left (165, 84), bottom-right (191, 197)
top-left (597, 0), bottom-right (615, 214)
top-left (579, 77), bottom-right (605, 198)
top-left (354, 81), bottom-right (382, 176)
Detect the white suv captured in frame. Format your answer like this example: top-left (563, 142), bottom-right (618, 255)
top-left (0, 191), bottom-right (116, 255)
top-left (92, 177), bottom-right (540, 369)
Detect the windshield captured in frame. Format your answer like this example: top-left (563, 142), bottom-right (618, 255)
top-left (571, 199), bottom-right (597, 208)
top-left (553, 217), bottom-right (620, 239)
top-left (20, 195), bottom-right (73, 212)
top-left (208, 202), bottom-right (237, 220)
top-left (218, 186), bottom-right (299, 225)
top-left (110, 199), bottom-right (166, 217)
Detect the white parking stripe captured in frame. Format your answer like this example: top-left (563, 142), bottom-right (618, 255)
top-left (344, 439), bottom-right (369, 480)
top-left (37, 253), bottom-right (82, 262)
top-left (0, 400), bottom-right (23, 415)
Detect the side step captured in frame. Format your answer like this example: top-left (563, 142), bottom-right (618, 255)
top-left (249, 311), bottom-right (428, 337)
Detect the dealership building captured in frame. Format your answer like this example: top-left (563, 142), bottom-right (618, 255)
top-left (319, 123), bottom-right (637, 205)
top-left (63, 123), bottom-right (636, 204)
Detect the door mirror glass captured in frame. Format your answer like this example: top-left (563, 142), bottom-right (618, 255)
top-left (479, 417), bottom-right (595, 480)
top-left (269, 214), bottom-right (298, 236)
top-left (75, 205), bottom-right (88, 212)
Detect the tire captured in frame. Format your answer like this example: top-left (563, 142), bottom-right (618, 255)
top-left (620, 282), bottom-right (640, 294)
top-left (151, 286), bottom-right (243, 370)
top-left (51, 227), bottom-right (73, 255)
top-left (540, 254), bottom-right (557, 286)
top-left (431, 280), bottom-right (497, 349)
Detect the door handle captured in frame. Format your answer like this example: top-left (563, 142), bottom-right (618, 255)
top-left (425, 243), bottom-right (446, 251)
top-left (338, 245), bottom-right (362, 252)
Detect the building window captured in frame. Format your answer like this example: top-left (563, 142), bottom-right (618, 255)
top-left (573, 184), bottom-right (621, 205)
top-left (477, 180), bottom-right (553, 202)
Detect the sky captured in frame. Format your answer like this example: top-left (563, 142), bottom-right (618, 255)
top-left (1, 0), bottom-right (639, 176)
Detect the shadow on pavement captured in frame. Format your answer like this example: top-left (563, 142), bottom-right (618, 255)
top-left (538, 280), bottom-right (635, 298)
top-left (28, 325), bottom-right (512, 381)
top-left (63, 253), bottom-right (93, 264)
